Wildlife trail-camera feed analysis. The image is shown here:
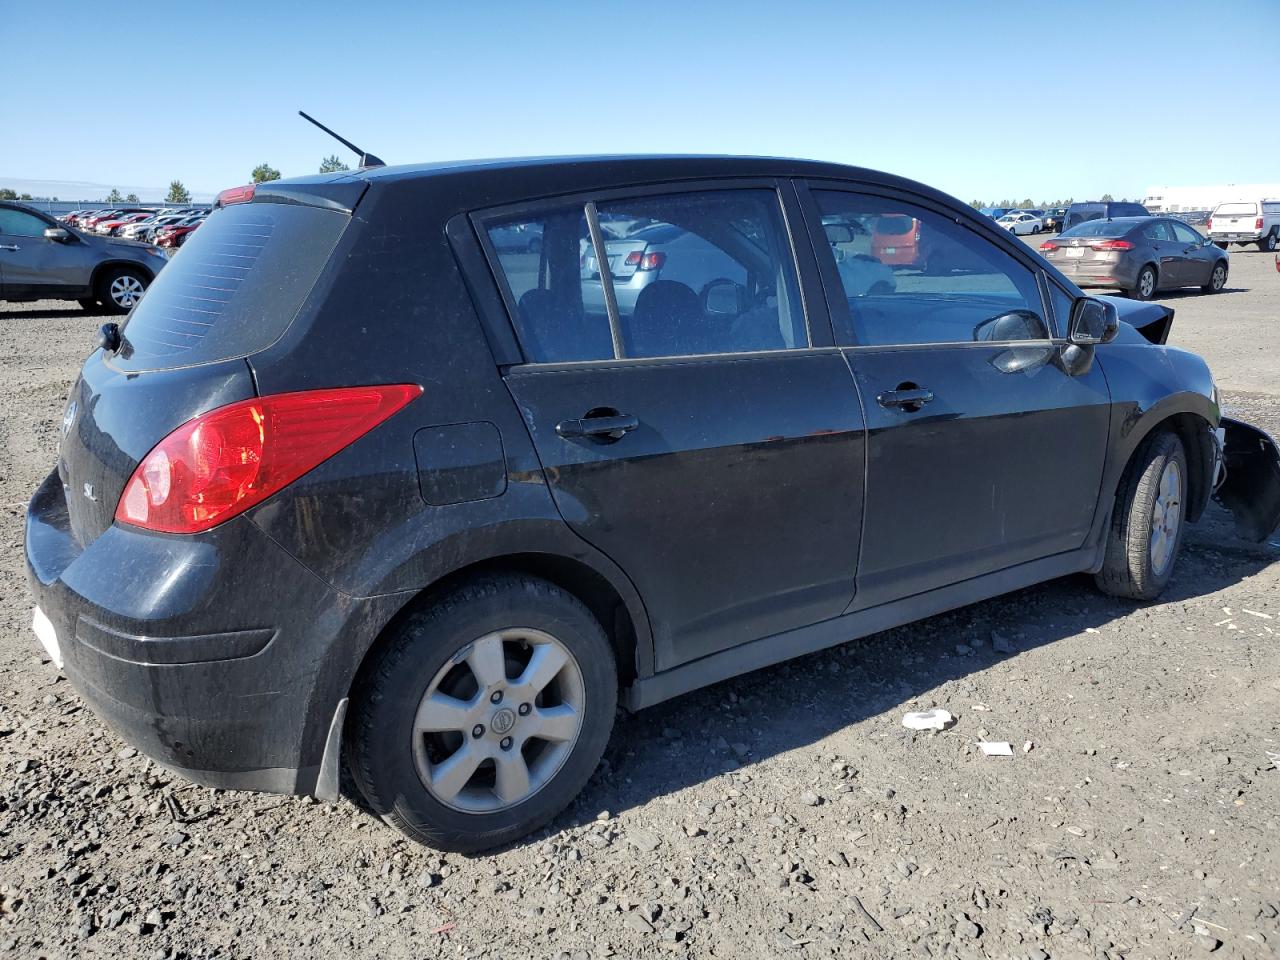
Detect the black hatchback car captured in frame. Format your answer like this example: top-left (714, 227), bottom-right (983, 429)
top-left (26, 157), bottom-right (1280, 852)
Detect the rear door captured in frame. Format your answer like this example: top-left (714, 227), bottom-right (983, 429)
top-left (1140, 219), bottom-right (1182, 285)
top-left (477, 182), bottom-right (866, 670)
top-left (1169, 219), bottom-right (1213, 285)
top-left (801, 183), bottom-right (1111, 609)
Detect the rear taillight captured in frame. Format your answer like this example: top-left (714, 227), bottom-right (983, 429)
top-left (1090, 239), bottom-right (1134, 251)
top-left (1257, 217), bottom-right (1265, 230)
top-left (623, 250), bottom-right (666, 271)
top-left (1206, 218), bottom-right (1212, 231)
top-left (1040, 240), bottom-right (1059, 250)
top-left (216, 183), bottom-right (256, 207)
top-left (116, 384), bottom-right (421, 534)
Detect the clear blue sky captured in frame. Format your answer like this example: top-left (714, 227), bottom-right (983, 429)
top-left (4, 0), bottom-right (1278, 203)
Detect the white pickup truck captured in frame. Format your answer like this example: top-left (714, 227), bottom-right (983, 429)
top-left (1208, 199), bottom-right (1280, 251)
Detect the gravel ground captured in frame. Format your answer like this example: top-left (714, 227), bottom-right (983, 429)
top-left (2, 248), bottom-right (1278, 960)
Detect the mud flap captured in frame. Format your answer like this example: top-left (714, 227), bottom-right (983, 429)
top-left (1213, 417), bottom-right (1280, 541)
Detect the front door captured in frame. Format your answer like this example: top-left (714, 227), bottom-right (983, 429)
top-left (804, 185), bottom-right (1112, 610)
top-left (0, 206), bottom-right (92, 298)
top-left (477, 185), bottom-right (866, 669)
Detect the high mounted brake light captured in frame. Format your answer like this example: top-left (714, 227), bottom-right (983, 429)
top-left (116, 385), bottom-right (421, 534)
top-left (216, 184), bottom-right (256, 207)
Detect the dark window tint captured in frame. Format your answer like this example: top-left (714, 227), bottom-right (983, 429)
top-left (1113, 203), bottom-right (1149, 217)
top-left (591, 190), bottom-right (807, 357)
top-left (1141, 221), bottom-right (1175, 241)
top-left (117, 203), bottom-right (346, 370)
top-left (483, 206), bottom-right (613, 363)
top-left (1062, 220), bottom-right (1132, 238)
top-left (0, 207), bottom-right (50, 237)
top-left (1170, 221), bottom-right (1202, 244)
top-left (813, 190), bottom-right (1047, 346)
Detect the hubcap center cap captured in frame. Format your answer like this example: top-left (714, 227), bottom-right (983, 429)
top-left (490, 706), bottom-right (517, 735)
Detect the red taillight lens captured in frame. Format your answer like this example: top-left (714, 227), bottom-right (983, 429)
top-left (1206, 218), bottom-right (1212, 231)
top-left (1257, 217), bottom-right (1265, 230)
top-left (1040, 240), bottom-right (1059, 250)
top-left (116, 384), bottom-right (421, 534)
top-left (216, 183), bottom-right (256, 207)
top-left (1090, 239), bottom-right (1135, 251)
top-left (623, 250), bottom-right (666, 270)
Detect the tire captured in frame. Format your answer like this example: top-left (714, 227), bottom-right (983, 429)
top-left (347, 575), bottom-right (617, 852)
top-left (1129, 264), bottom-right (1157, 301)
top-left (1214, 241), bottom-right (1229, 250)
top-left (94, 265), bottom-right (149, 314)
top-left (1260, 230), bottom-right (1278, 253)
top-left (1032, 225), bottom-right (1041, 234)
top-left (1201, 261), bottom-right (1227, 294)
top-left (1094, 431), bottom-right (1188, 601)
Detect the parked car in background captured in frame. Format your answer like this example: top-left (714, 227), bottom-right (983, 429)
top-left (0, 200), bottom-right (166, 311)
top-left (1041, 216), bottom-right (1227, 300)
top-left (122, 211), bottom-right (205, 243)
top-left (28, 157), bottom-right (1278, 854)
top-left (1042, 207), bottom-right (1067, 232)
top-left (97, 211), bottom-right (155, 236)
top-left (1063, 201), bottom-right (1150, 231)
top-left (1180, 211), bottom-right (1211, 228)
top-left (996, 212), bottom-right (1044, 235)
top-left (155, 214), bottom-right (206, 248)
top-left (1207, 199), bottom-right (1280, 252)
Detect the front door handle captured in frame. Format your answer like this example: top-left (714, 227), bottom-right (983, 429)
top-left (877, 387), bottom-right (934, 410)
top-left (556, 413), bottom-right (639, 441)
top-left (0, 244), bottom-right (19, 251)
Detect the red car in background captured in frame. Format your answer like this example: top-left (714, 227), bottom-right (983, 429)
top-left (870, 214), bottom-right (923, 267)
top-left (96, 211), bottom-right (153, 236)
top-left (155, 215), bottom-right (206, 248)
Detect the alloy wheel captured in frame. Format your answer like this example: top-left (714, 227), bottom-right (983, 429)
top-left (1212, 265), bottom-right (1226, 290)
top-left (1149, 459), bottom-right (1182, 575)
top-left (1139, 269), bottom-right (1155, 299)
top-left (412, 628), bottom-right (585, 813)
top-left (109, 275), bottom-right (145, 309)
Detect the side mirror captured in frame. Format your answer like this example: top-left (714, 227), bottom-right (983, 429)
top-left (701, 278), bottom-right (746, 318)
top-left (1069, 297), bottom-right (1119, 345)
top-left (44, 227), bottom-right (71, 243)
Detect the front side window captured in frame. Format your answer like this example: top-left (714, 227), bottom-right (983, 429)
top-left (483, 189), bottom-right (807, 362)
top-left (812, 190), bottom-right (1048, 346)
top-left (0, 208), bottom-right (51, 238)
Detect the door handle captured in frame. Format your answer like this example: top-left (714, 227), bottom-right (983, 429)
top-left (0, 244), bottom-right (19, 251)
top-left (556, 413), bottom-right (639, 440)
top-left (877, 387), bottom-right (934, 410)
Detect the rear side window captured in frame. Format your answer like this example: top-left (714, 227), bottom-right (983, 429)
top-left (1141, 221), bottom-right (1175, 241)
top-left (481, 189), bottom-right (808, 362)
top-left (117, 203), bottom-right (347, 370)
top-left (1214, 202), bottom-right (1257, 216)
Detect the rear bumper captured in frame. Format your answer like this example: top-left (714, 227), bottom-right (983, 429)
top-left (1209, 233), bottom-right (1262, 243)
top-left (24, 468), bottom-right (392, 796)
top-left (1054, 259), bottom-right (1140, 289)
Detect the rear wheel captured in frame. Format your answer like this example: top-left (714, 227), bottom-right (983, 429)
top-left (94, 266), bottom-right (149, 314)
top-left (1094, 431), bottom-right (1187, 601)
top-left (1201, 261), bottom-right (1227, 294)
top-left (1260, 230), bottom-right (1278, 253)
top-left (1129, 264), bottom-right (1157, 300)
top-left (347, 575), bottom-right (617, 852)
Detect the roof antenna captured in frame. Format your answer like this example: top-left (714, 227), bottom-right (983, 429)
top-left (298, 110), bottom-right (385, 169)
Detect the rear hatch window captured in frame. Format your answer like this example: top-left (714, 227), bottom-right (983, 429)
top-left (876, 215), bottom-right (914, 235)
top-left (116, 202), bottom-right (348, 370)
top-left (1214, 202), bottom-right (1257, 217)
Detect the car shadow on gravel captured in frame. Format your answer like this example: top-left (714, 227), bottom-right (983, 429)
top-left (1, 306), bottom-right (103, 319)
top-left (342, 504), bottom-right (1277, 855)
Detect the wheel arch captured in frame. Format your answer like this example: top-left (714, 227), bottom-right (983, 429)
top-left (90, 258), bottom-right (155, 291)
top-left (1108, 401), bottom-right (1217, 526)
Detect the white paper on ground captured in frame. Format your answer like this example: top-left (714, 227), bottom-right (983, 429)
top-left (978, 741), bottom-right (1014, 757)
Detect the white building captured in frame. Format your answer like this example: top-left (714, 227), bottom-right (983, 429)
top-left (1143, 183), bottom-right (1280, 213)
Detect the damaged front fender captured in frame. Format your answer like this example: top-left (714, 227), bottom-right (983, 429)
top-left (1213, 417), bottom-right (1280, 542)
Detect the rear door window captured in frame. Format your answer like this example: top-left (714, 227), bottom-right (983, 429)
top-left (1215, 202), bottom-right (1257, 216)
top-left (116, 203), bottom-right (347, 371)
top-left (480, 188), bottom-right (808, 361)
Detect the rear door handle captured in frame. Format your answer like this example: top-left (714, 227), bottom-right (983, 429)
top-left (555, 413), bottom-right (639, 440)
top-left (877, 388), bottom-right (934, 410)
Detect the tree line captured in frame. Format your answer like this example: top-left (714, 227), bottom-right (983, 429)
top-left (968, 193), bottom-right (1136, 209)
top-left (1, 156), bottom-right (352, 205)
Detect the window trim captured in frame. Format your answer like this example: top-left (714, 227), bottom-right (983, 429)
top-left (468, 178), bottom-right (829, 367)
top-left (794, 179), bottom-right (1059, 348)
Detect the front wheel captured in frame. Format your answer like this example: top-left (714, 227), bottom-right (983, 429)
top-left (1201, 262), bottom-right (1227, 294)
top-left (94, 266), bottom-right (149, 314)
top-left (1094, 431), bottom-right (1187, 601)
top-left (347, 575), bottom-right (617, 852)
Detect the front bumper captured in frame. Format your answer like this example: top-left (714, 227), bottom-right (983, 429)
top-left (24, 468), bottom-right (386, 796)
top-left (1214, 418), bottom-right (1280, 541)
